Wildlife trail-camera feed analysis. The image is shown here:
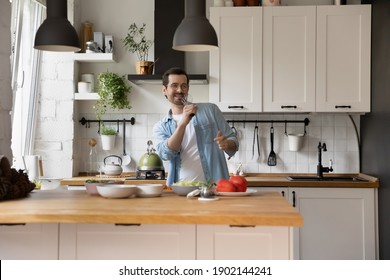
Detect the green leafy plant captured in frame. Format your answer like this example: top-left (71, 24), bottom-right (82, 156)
top-left (95, 71), bottom-right (132, 121)
top-left (122, 23), bottom-right (153, 61)
top-left (100, 126), bottom-right (117, 136)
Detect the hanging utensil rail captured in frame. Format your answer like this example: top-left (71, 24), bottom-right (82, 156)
top-left (227, 117), bottom-right (309, 126)
top-left (79, 117), bottom-right (135, 127)
top-left (227, 117), bottom-right (309, 133)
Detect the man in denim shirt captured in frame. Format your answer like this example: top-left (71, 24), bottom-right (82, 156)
top-left (153, 68), bottom-right (238, 186)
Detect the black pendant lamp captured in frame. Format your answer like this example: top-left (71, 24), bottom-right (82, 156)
top-left (172, 0), bottom-right (218, 52)
top-left (34, 0), bottom-right (80, 52)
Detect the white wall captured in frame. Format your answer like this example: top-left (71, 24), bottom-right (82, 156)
top-left (0, 0), bottom-right (12, 160)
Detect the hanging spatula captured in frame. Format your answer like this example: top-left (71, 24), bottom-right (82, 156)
top-left (267, 125), bottom-right (277, 166)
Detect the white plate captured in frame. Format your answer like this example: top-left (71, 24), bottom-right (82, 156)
top-left (217, 188), bottom-right (257, 196)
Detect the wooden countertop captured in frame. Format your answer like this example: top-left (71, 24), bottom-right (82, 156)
top-left (0, 188), bottom-right (303, 227)
top-left (60, 173), bottom-right (379, 188)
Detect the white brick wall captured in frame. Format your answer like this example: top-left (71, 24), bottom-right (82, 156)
top-left (34, 52), bottom-right (75, 178)
top-left (0, 0), bottom-right (12, 160)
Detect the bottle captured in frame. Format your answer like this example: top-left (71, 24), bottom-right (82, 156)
top-left (87, 138), bottom-right (98, 175)
top-left (81, 22), bottom-right (94, 53)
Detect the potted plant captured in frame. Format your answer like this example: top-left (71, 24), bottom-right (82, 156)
top-left (94, 70), bottom-right (132, 121)
top-left (122, 23), bottom-right (154, 75)
top-left (100, 125), bottom-right (118, 150)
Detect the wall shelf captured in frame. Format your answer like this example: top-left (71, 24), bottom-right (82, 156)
top-left (73, 53), bottom-right (116, 62)
top-left (74, 92), bottom-right (99, 100)
top-left (127, 74), bottom-right (208, 85)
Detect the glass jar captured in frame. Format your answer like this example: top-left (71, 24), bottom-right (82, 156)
top-left (81, 22), bottom-right (94, 53)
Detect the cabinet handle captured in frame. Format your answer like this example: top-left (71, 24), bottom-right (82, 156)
top-left (281, 105), bottom-right (297, 109)
top-left (228, 105), bottom-right (244, 109)
top-left (292, 191), bottom-right (296, 207)
top-left (229, 225), bottom-right (256, 228)
top-left (115, 223), bottom-right (141, 226)
top-left (335, 105), bottom-right (352, 109)
top-left (0, 223), bottom-right (26, 226)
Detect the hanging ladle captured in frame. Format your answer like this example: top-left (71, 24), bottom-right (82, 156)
top-left (122, 119), bottom-right (131, 166)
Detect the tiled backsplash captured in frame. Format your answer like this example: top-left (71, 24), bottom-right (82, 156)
top-left (77, 113), bottom-right (360, 175)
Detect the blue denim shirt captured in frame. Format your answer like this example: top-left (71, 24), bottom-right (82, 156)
top-left (153, 103), bottom-right (238, 186)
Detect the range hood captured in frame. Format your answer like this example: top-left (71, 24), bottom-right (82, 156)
top-left (127, 0), bottom-right (208, 85)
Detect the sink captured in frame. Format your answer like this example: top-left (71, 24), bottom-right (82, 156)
top-left (287, 175), bottom-right (368, 182)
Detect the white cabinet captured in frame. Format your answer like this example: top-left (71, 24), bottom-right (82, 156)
top-left (210, 5), bottom-right (371, 113)
top-left (0, 223), bottom-right (59, 260)
top-left (58, 223), bottom-right (196, 260)
top-left (316, 5), bottom-right (371, 112)
top-left (290, 187), bottom-right (377, 260)
top-left (197, 224), bottom-right (292, 260)
top-left (209, 7), bottom-right (262, 112)
top-left (263, 6), bottom-right (316, 112)
top-left (255, 187), bottom-right (378, 259)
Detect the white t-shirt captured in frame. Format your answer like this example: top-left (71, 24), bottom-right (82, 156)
top-left (172, 114), bottom-right (205, 182)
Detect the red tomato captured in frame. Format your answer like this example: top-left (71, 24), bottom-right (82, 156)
top-left (216, 179), bottom-right (237, 192)
top-left (229, 176), bottom-right (248, 192)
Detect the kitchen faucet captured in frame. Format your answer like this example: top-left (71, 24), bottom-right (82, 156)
top-left (317, 142), bottom-right (333, 177)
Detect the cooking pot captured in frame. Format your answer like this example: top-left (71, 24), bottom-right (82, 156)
top-left (103, 155), bottom-right (123, 175)
top-left (137, 140), bottom-right (164, 171)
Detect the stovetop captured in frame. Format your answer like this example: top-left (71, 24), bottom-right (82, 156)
top-left (127, 170), bottom-right (166, 180)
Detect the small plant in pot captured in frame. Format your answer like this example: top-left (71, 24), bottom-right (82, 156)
top-left (100, 125), bottom-right (118, 151)
top-left (122, 23), bottom-right (154, 75)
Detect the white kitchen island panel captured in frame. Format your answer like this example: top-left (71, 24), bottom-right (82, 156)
top-left (59, 224), bottom-right (196, 260)
top-left (196, 225), bottom-right (292, 260)
top-left (0, 223), bottom-right (59, 260)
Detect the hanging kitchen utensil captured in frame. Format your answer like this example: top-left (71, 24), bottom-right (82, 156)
top-left (252, 123), bottom-right (260, 160)
top-left (121, 120), bottom-right (131, 166)
top-left (267, 124), bottom-right (277, 166)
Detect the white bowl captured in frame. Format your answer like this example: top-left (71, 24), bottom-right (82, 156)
top-left (172, 185), bottom-right (199, 196)
top-left (84, 180), bottom-right (123, 195)
top-left (136, 184), bottom-right (164, 198)
top-left (96, 184), bottom-right (137, 199)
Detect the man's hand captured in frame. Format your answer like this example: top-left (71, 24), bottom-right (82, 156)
top-left (182, 104), bottom-right (197, 123)
top-left (214, 130), bottom-right (235, 152)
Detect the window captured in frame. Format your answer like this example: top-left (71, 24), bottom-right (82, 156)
top-left (10, 0), bottom-right (44, 169)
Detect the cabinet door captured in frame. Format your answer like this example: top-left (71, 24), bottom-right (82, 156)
top-left (197, 224), bottom-right (292, 260)
top-left (316, 5), bottom-right (371, 112)
top-left (0, 223), bottom-right (59, 260)
top-left (290, 187), bottom-right (377, 260)
top-left (59, 223), bottom-right (196, 260)
top-left (263, 6), bottom-right (316, 112)
top-left (210, 7), bottom-right (262, 112)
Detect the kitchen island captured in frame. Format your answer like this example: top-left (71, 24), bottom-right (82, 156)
top-left (57, 172), bottom-right (380, 260)
top-left (0, 188), bottom-right (302, 260)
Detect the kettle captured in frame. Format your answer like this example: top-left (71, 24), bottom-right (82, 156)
top-left (137, 140), bottom-right (164, 171)
top-left (103, 155), bottom-right (123, 176)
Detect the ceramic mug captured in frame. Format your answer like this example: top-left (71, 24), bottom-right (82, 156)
top-left (78, 81), bottom-right (92, 93)
top-left (81, 73), bottom-right (95, 91)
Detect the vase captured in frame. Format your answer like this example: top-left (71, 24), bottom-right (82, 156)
top-left (101, 135), bottom-right (116, 150)
top-left (136, 61), bottom-right (154, 75)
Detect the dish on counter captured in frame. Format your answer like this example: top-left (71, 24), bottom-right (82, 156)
top-left (96, 184), bottom-right (137, 198)
top-left (217, 188), bottom-right (257, 197)
top-left (136, 184), bottom-right (163, 198)
top-left (85, 179), bottom-right (123, 195)
top-left (172, 185), bottom-right (199, 196)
